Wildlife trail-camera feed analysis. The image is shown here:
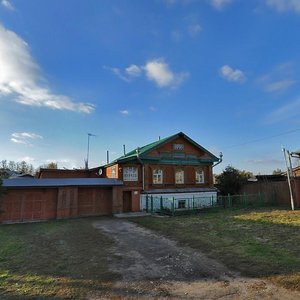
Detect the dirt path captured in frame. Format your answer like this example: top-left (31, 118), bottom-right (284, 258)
top-left (91, 218), bottom-right (300, 299)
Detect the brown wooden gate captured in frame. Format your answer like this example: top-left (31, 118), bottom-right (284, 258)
top-left (57, 187), bottom-right (78, 219)
top-left (0, 189), bottom-right (57, 223)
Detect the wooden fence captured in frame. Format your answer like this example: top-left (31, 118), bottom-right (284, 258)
top-left (239, 181), bottom-right (289, 205)
top-left (217, 193), bottom-right (276, 208)
top-left (240, 178), bottom-right (300, 207)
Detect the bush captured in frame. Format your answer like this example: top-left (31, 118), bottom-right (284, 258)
top-left (216, 166), bottom-right (252, 195)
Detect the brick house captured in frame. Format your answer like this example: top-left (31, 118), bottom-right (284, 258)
top-left (103, 132), bottom-right (221, 213)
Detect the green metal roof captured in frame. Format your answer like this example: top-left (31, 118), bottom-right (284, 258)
top-left (107, 132), bottom-right (219, 166)
top-left (118, 133), bottom-right (177, 160)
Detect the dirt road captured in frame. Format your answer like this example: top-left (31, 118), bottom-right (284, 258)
top-left (91, 218), bottom-right (300, 299)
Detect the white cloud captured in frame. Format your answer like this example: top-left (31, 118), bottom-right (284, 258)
top-left (264, 79), bottom-right (296, 92)
top-left (162, 0), bottom-right (195, 6)
top-left (171, 30), bottom-right (182, 42)
top-left (144, 58), bottom-right (189, 88)
top-left (219, 65), bottom-right (246, 83)
top-left (1, 0), bottom-right (14, 10)
top-left (125, 64), bottom-right (142, 77)
top-left (106, 58), bottom-right (189, 88)
top-left (120, 109), bottom-right (129, 115)
top-left (188, 24), bottom-right (202, 37)
top-left (20, 156), bottom-right (35, 163)
top-left (0, 23), bottom-right (94, 113)
top-left (245, 158), bottom-right (282, 165)
top-left (265, 0), bottom-right (300, 13)
top-left (105, 67), bottom-right (131, 82)
top-left (266, 98), bottom-right (300, 123)
top-left (11, 132), bottom-right (43, 146)
top-left (258, 62), bottom-right (296, 93)
top-left (171, 23), bottom-right (202, 42)
top-left (210, 0), bottom-right (233, 10)
top-left (104, 65), bottom-right (141, 82)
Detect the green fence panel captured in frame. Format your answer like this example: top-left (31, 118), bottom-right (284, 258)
top-left (146, 195), bottom-right (149, 213)
top-left (151, 195), bottom-right (153, 213)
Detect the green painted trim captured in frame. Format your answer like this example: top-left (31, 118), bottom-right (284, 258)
top-left (140, 158), bottom-right (214, 165)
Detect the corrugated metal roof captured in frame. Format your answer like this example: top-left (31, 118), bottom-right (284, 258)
top-left (2, 178), bottom-right (123, 188)
top-left (142, 187), bottom-right (218, 194)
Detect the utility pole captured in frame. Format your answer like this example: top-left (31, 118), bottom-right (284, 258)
top-left (282, 147), bottom-right (295, 211)
top-left (85, 133), bottom-right (96, 169)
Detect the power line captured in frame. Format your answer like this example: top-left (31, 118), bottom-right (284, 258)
top-left (223, 128), bottom-right (300, 150)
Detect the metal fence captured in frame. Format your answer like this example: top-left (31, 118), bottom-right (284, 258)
top-left (217, 192), bottom-right (277, 208)
top-left (142, 192), bottom-right (276, 216)
top-left (142, 194), bottom-right (217, 216)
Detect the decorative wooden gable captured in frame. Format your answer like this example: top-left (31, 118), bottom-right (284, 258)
top-left (140, 132), bottom-right (218, 165)
top-left (109, 132), bottom-right (219, 166)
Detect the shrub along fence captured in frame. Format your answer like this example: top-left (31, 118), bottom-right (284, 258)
top-left (143, 192), bottom-right (276, 216)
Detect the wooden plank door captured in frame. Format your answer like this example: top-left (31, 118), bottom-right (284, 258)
top-left (123, 191), bottom-right (132, 212)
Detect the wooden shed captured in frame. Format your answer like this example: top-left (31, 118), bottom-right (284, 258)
top-left (0, 178), bottom-right (123, 224)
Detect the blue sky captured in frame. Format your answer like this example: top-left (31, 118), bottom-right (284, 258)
top-left (1, 0), bottom-right (300, 174)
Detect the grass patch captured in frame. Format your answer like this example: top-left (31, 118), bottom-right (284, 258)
top-left (131, 207), bottom-right (300, 291)
top-left (0, 218), bottom-right (119, 299)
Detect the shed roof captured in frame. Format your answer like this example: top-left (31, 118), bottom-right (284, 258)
top-left (2, 178), bottom-right (123, 188)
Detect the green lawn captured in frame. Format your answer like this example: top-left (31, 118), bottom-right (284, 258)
top-left (131, 207), bottom-right (300, 291)
top-left (0, 218), bottom-right (119, 299)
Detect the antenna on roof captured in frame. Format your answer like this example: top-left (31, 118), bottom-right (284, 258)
top-left (86, 133), bottom-right (96, 169)
top-left (107, 150), bottom-right (110, 164)
top-left (123, 144), bottom-right (126, 156)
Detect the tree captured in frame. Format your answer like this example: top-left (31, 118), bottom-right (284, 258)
top-left (0, 160), bottom-right (35, 178)
top-left (0, 178), bottom-right (3, 195)
top-left (272, 168), bottom-right (283, 175)
top-left (0, 178), bottom-right (5, 214)
top-left (215, 166), bottom-right (251, 195)
top-left (46, 162), bottom-right (58, 169)
top-left (36, 162), bottom-right (58, 172)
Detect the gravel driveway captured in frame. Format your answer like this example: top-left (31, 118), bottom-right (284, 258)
top-left (91, 218), bottom-right (300, 299)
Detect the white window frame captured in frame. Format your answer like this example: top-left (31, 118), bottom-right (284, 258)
top-left (175, 169), bottom-right (184, 184)
top-left (153, 169), bottom-right (163, 184)
top-left (123, 167), bottom-right (138, 182)
top-left (196, 169), bottom-right (204, 184)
